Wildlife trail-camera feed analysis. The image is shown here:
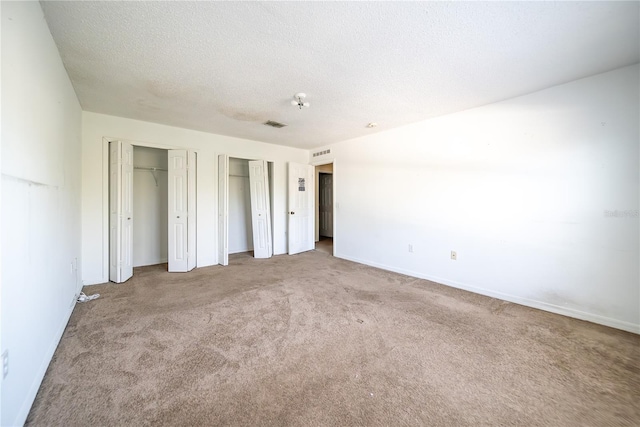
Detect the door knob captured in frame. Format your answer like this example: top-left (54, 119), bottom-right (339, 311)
top-left (290, 211), bottom-right (295, 215)
top-left (177, 216), bottom-right (180, 218)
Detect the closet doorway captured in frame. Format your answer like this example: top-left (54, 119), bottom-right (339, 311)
top-left (228, 158), bottom-right (255, 255)
top-left (133, 146), bottom-right (168, 268)
top-left (109, 140), bottom-right (197, 283)
top-left (218, 155), bottom-right (274, 265)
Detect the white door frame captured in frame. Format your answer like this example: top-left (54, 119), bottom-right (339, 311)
top-left (218, 154), bottom-right (229, 266)
top-left (101, 137), bottom-right (199, 282)
top-left (318, 172), bottom-right (333, 238)
top-left (310, 159), bottom-right (336, 256)
top-left (187, 151), bottom-right (197, 271)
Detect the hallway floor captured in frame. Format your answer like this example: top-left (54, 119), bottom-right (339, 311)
top-left (315, 236), bottom-right (333, 255)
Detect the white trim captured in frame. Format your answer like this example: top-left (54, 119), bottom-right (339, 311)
top-left (311, 159), bottom-right (336, 255)
top-left (310, 158), bottom-right (334, 167)
top-left (11, 301), bottom-right (76, 427)
top-left (83, 277), bottom-right (109, 286)
top-left (134, 258), bottom-right (169, 268)
top-left (336, 253), bottom-right (640, 335)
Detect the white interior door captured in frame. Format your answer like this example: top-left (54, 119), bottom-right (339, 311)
top-left (288, 162), bottom-right (314, 255)
top-left (168, 150), bottom-right (195, 272)
top-left (109, 140), bottom-right (134, 283)
top-left (248, 160), bottom-right (273, 258)
top-left (218, 154), bottom-right (229, 266)
top-left (319, 173), bottom-right (333, 237)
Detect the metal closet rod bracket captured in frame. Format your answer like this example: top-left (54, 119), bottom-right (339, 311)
top-left (134, 166), bottom-right (167, 187)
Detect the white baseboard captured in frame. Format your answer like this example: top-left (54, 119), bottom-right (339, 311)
top-left (133, 258), bottom-right (169, 268)
top-left (336, 253), bottom-right (640, 335)
top-left (12, 300), bottom-right (77, 427)
top-left (83, 277), bottom-right (108, 286)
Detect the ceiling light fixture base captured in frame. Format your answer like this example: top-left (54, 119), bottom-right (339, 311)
top-left (291, 93), bottom-right (310, 109)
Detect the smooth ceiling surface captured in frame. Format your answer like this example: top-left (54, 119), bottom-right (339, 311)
top-left (40, 1), bottom-right (639, 149)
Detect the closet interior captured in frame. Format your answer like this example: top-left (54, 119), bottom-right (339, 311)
top-left (133, 146), bottom-right (168, 267)
top-left (228, 158), bottom-right (253, 254)
top-left (219, 156), bottom-right (274, 263)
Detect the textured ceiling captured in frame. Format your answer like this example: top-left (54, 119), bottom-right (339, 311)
top-left (40, 1), bottom-right (639, 149)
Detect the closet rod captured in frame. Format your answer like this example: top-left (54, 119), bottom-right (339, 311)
top-left (134, 166), bottom-right (167, 172)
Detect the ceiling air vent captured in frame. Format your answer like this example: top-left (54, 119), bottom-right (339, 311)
top-left (264, 120), bottom-right (287, 128)
top-left (313, 149), bottom-right (331, 157)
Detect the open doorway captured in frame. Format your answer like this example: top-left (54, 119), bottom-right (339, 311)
top-left (218, 155), bottom-right (274, 265)
top-left (315, 163), bottom-right (334, 255)
top-left (228, 157), bottom-right (256, 255)
top-left (109, 140), bottom-right (197, 283)
top-left (133, 146), bottom-right (168, 267)
top-left (228, 158), bottom-right (253, 255)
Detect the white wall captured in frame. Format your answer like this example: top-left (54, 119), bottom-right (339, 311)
top-left (228, 158), bottom-right (253, 254)
top-left (82, 112), bottom-right (308, 285)
top-left (133, 146), bottom-right (168, 267)
top-left (312, 64), bottom-right (640, 333)
top-left (1, 2), bottom-right (83, 426)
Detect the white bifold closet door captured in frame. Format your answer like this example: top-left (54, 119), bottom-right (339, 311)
top-left (109, 140), bottom-right (134, 283)
top-left (168, 150), bottom-right (197, 273)
top-left (218, 154), bottom-right (229, 266)
top-left (248, 160), bottom-right (273, 258)
top-left (288, 162), bottom-right (315, 255)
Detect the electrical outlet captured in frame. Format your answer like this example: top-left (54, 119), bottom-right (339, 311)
top-left (408, 244), bottom-right (413, 253)
top-left (451, 251), bottom-right (457, 260)
top-left (2, 350), bottom-right (8, 379)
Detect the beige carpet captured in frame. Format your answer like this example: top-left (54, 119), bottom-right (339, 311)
top-left (27, 251), bottom-right (639, 426)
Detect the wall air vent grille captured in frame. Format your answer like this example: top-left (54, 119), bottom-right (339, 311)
top-left (313, 149), bottom-right (331, 157)
top-left (263, 120), bottom-right (287, 128)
